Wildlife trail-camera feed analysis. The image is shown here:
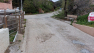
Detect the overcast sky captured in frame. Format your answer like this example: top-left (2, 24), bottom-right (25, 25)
top-left (52, 0), bottom-right (59, 2)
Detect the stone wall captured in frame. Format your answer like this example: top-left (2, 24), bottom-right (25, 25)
top-left (0, 28), bottom-right (9, 53)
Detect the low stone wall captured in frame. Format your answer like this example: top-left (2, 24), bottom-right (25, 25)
top-left (72, 23), bottom-right (94, 37)
top-left (0, 28), bottom-right (9, 53)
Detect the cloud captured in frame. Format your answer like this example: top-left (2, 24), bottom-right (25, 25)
top-left (52, 0), bottom-right (58, 2)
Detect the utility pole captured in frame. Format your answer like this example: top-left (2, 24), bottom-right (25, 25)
top-left (21, 0), bottom-right (23, 11)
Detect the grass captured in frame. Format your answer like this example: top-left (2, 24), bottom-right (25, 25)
top-left (76, 14), bottom-right (94, 27)
top-left (24, 19), bottom-right (26, 22)
top-left (54, 7), bottom-right (61, 11)
top-left (23, 19), bottom-right (27, 38)
top-left (90, 5), bottom-right (94, 7)
top-left (24, 19), bottom-right (26, 27)
top-left (9, 19), bottom-right (27, 44)
top-left (52, 10), bottom-right (65, 19)
top-left (70, 20), bottom-right (74, 25)
top-left (77, 14), bottom-right (89, 22)
top-left (9, 32), bottom-right (17, 44)
top-left (18, 40), bottom-right (21, 42)
top-left (23, 35), bottom-right (24, 38)
top-left (24, 23), bottom-right (26, 27)
top-left (76, 21), bottom-right (94, 27)
top-left (87, 24), bottom-right (94, 27)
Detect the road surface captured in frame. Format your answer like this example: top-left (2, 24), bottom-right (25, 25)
top-left (21, 11), bottom-right (94, 53)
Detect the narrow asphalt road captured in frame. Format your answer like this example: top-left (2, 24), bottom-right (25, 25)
top-left (21, 11), bottom-right (94, 53)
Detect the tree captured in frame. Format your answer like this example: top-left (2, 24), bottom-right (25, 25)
top-left (72, 0), bottom-right (90, 15)
top-left (12, 0), bottom-right (25, 9)
top-left (64, 0), bottom-right (67, 17)
top-left (54, 0), bottom-right (63, 7)
top-left (23, 0), bottom-right (38, 13)
top-left (23, 0), bottom-right (54, 13)
top-left (0, 0), bottom-right (4, 2)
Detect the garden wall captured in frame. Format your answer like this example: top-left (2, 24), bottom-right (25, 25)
top-left (0, 28), bottom-right (9, 53)
top-left (72, 23), bottom-right (94, 37)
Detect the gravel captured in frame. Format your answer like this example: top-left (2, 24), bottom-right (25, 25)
top-left (21, 11), bottom-right (94, 53)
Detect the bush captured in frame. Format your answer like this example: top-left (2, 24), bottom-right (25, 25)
top-left (41, 2), bottom-right (53, 12)
top-left (55, 7), bottom-right (61, 10)
top-left (53, 10), bottom-right (65, 19)
top-left (77, 14), bottom-right (89, 22)
top-left (76, 14), bottom-right (94, 27)
top-left (23, 0), bottom-right (54, 14)
top-left (23, 0), bottom-right (38, 13)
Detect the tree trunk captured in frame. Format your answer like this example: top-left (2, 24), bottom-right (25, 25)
top-left (64, 0), bottom-right (67, 17)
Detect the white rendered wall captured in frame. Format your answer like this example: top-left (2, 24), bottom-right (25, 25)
top-left (0, 28), bottom-right (9, 53)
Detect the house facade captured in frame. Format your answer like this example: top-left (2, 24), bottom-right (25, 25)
top-left (0, 0), bottom-right (12, 10)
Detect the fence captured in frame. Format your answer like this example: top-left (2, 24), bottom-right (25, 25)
top-left (0, 10), bottom-right (24, 42)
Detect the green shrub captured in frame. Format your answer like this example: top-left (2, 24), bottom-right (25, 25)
top-left (90, 5), bottom-right (94, 7)
top-left (23, 0), bottom-right (38, 13)
top-left (70, 20), bottom-right (74, 25)
top-left (76, 14), bottom-right (94, 27)
top-left (9, 31), bottom-right (17, 43)
top-left (41, 3), bottom-right (53, 12)
top-left (77, 14), bottom-right (89, 22)
top-left (53, 10), bottom-right (65, 19)
top-left (23, 0), bottom-right (54, 14)
top-left (55, 7), bottom-right (61, 10)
